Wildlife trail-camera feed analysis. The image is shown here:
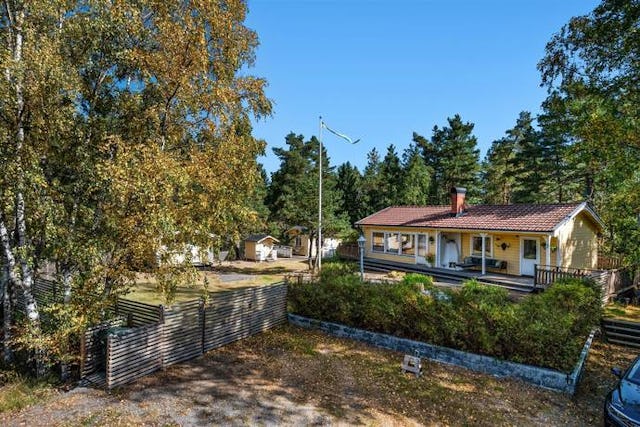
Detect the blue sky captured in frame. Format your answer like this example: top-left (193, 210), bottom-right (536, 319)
top-left (245, 0), bottom-right (599, 175)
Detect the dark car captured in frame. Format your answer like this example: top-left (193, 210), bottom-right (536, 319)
top-left (605, 356), bottom-right (640, 426)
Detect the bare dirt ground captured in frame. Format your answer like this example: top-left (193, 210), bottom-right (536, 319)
top-left (1, 325), bottom-right (636, 426)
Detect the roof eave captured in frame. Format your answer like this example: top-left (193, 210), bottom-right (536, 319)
top-left (552, 202), bottom-right (605, 234)
top-left (359, 223), bottom-right (555, 234)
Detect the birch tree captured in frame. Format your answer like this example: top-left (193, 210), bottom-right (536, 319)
top-left (1, 0), bottom-right (271, 372)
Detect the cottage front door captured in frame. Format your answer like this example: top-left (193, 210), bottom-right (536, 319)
top-left (520, 238), bottom-right (539, 276)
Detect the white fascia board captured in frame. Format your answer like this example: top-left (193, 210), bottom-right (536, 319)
top-left (552, 202), bottom-right (604, 235)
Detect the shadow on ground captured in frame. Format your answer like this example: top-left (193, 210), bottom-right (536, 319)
top-left (1, 326), bottom-right (634, 426)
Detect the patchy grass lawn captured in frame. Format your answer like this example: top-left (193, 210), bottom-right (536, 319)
top-left (0, 371), bottom-right (57, 414)
top-left (604, 302), bottom-right (640, 322)
top-left (127, 257), bottom-right (309, 305)
top-left (1, 326), bottom-right (635, 426)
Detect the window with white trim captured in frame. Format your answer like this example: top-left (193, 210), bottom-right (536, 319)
top-left (401, 234), bottom-right (415, 255)
top-left (386, 233), bottom-right (400, 254)
top-left (471, 235), bottom-right (492, 257)
top-left (372, 232), bottom-right (384, 252)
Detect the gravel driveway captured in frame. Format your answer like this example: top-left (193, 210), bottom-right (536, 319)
top-left (1, 325), bottom-right (633, 426)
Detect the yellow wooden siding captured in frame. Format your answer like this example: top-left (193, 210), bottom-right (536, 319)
top-left (557, 211), bottom-right (598, 269)
top-left (363, 226), bottom-right (563, 276)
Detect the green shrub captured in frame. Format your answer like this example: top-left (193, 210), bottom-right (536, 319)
top-left (402, 273), bottom-right (434, 289)
top-left (287, 274), bottom-right (600, 372)
top-left (318, 260), bottom-right (357, 284)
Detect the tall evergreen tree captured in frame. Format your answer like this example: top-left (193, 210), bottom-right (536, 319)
top-left (507, 112), bottom-right (544, 203)
top-left (361, 148), bottom-right (385, 214)
top-left (482, 135), bottom-right (517, 205)
top-left (400, 144), bottom-right (431, 205)
top-left (266, 133), bottom-right (347, 265)
top-left (537, 95), bottom-right (581, 203)
top-left (378, 144), bottom-right (403, 208)
top-left (538, 0), bottom-right (640, 260)
top-left (416, 115), bottom-right (480, 204)
top-left (336, 162), bottom-right (366, 226)
top-left (412, 132), bottom-right (440, 204)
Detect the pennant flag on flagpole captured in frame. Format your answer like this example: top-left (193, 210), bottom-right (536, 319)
top-left (321, 121), bottom-right (360, 144)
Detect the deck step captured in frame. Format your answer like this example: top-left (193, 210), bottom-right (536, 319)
top-left (602, 318), bottom-right (640, 348)
top-left (602, 325), bottom-right (640, 334)
top-left (604, 331), bottom-right (640, 341)
top-left (606, 338), bottom-right (640, 348)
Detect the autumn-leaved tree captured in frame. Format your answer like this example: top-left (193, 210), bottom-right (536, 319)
top-left (0, 0), bottom-right (271, 373)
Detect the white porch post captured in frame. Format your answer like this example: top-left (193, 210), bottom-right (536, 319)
top-left (434, 231), bottom-right (439, 268)
top-left (480, 232), bottom-right (487, 275)
top-left (545, 234), bottom-right (552, 268)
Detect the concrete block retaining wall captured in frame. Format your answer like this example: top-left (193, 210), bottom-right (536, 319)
top-left (288, 314), bottom-right (595, 394)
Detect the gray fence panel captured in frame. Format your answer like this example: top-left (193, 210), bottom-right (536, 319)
top-left (106, 323), bottom-right (163, 389)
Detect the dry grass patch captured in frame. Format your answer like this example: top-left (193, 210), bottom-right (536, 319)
top-left (604, 302), bottom-right (640, 322)
top-left (0, 371), bottom-right (57, 414)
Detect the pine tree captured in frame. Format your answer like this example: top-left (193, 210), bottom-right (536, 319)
top-left (537, 96), bottom-right (581, 203)
top-left (429, 115), bottom-right (481, 204)
top-left (336, 162), bottom-right (366, 226)
top-left (378, 144), bottom-right (403, 208)
top-left (412, 131), bottom-right (440, 204)
top-left (509, 112), bottom-right (544, 203)
top-left (400, 144), bottom-right (431, 205)
top-left (482, 136), bottom-right (516, 204)
top-left (266, 133), bottom-right (348, 259)
top-left (361, 148), bottom-right (385, 214)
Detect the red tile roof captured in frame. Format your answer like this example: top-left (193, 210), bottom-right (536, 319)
top-left (356, 203), bottom-right (588, 233)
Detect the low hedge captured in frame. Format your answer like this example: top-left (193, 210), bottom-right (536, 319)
top-left (288, 271), bottom-right (601, 372)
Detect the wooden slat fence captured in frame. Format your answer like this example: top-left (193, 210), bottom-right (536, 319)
top-left (15, 278), bottom-right (61, 314)
top-left (203, 284), bottom-right (288, 352)
top-left (162, 300), bottom-right (203, 366)
top-left (106, 323), bottom-right (163, 389)
top-left (598, 255), bottom-right (624, 270)
top-left (115, 299), bottom-right (163, 326)
top-left (80, 317), bottom-right (125, 380)
top-left (97, 282), bottom-right (287, 390)
top-left (599, 267), bottom-right (636, 302)
top-left (337, 243), bottom-right (359, 260)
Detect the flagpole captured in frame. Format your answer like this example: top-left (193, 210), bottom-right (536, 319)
top-left (318, 116), bottom-right (323, 272)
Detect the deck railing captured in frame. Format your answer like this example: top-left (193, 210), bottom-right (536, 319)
top-left (533, 265), bottom-right (591, 290)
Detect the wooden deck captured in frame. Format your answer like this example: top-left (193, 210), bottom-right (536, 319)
top-left (363, 258), bottom-right (535, 292)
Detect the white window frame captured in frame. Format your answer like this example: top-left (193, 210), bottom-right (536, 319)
top-left (470, 234), bottom-right (493, 258)
top-left (385, 232), bottom-right (400, 254)
top-left (371, 231), bottom-right (416, 256)
top-left (371, 232), bottom-right (385, 253)
top-left (399, 233), bottom-right (415, 256)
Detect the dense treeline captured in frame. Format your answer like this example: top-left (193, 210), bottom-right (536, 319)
top-left (264, 0), bottom-right (640, 264)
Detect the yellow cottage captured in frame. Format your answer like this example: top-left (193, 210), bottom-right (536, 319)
top-left (355, 187), bottom-right (604, 277)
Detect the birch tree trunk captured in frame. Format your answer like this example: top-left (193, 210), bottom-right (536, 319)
top-left (5, 3), bottom-right (40, 324)
top-left (2, 2), bottom-right (43, 375)
top-left (1, 253), bottom-right (12, 363)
